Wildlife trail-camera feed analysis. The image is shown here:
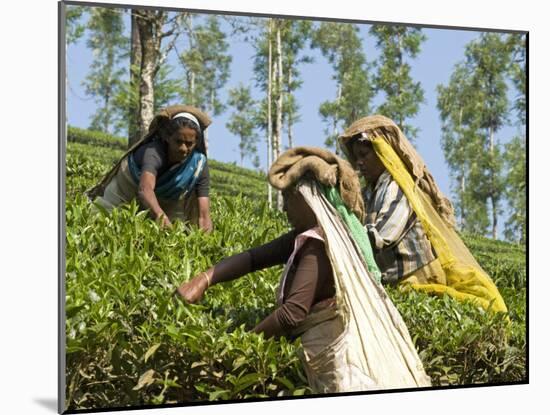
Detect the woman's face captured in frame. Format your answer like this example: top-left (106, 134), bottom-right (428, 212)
top-left (165, 126), bottom-right (198, 163)
top-left (352, 139), bottom-right (386, 184)
top-left (283, 188), bottom-right (317, 232)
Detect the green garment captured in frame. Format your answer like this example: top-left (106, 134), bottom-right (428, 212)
top-left (321, 185), bottom-right (382, 283)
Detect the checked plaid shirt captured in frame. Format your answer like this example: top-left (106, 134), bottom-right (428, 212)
top-left (363, 171), bottom-right (436, 284)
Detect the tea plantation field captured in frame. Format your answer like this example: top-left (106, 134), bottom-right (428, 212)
top-left (64, 128), bottom-right (526, 411)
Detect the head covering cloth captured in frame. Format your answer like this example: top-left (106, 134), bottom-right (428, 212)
top-left (338, 114), bottom-right (455, 228)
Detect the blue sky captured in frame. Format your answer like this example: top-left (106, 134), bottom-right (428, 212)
top-left (66, 7), bottom-right (524, 238)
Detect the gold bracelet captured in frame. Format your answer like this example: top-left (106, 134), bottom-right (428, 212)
top-left (201, 272), bottom-right (211, 288)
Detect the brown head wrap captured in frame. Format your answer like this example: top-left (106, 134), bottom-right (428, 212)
top-left (145, 104), bottom-right (211, 139)
top-left (268, 146), bottom-right (365, 222)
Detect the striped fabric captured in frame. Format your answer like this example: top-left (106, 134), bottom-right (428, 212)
top-left (363, 171), bottom-right (435, 284)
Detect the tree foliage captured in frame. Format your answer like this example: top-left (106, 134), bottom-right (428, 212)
top-left (312, 22), bottom-right (373, 151)
top-left (252, 20), bottom-right (313, 145)
top-left (503, 34), bottom-right (527, 242)
top-left (178, 15), bottom-right (232, 116)
top-left (83, 7), bottom-right (127, 135)
top-left (369, 25), bottom-right (426, 141)
top-left (438, 33), bottom-right (525, 240)
top-left (503, 135), bottom-right (526, 242)
top-left (251, 18), bottom-right (313, 207)
top-left (66, 5), bottom-right (87, 44)
top-left (226, 84), bottom-right (260, 167)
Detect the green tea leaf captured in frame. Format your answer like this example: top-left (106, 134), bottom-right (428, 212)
top-left (208, 389), bottom-right (230, 401)
top-left (144, 343), bottom-right (161, 363)
top-left (133, 369), bottom-right (156, 391)
top-left (232, 373), bottom-right (263, 394)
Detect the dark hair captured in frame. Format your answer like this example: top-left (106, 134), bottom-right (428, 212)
top-left (343, 135), bottom-right (372, 169)
top-left (350, 134), bottom-right (372, 147)
top-left (158, 116), bottom-right (206, 154)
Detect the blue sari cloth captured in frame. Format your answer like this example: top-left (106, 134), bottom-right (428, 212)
top-left (128, 150), bottom-right (206, 201)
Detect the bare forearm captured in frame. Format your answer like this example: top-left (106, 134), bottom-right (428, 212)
top-left (178, 251), bottom-right (253, 304)
top-left (199, 214), bottom-right (213, 233)
top-left (197, 196), bottom-right (213, 233)
top-left (138, 187), bottom-right (165, 219)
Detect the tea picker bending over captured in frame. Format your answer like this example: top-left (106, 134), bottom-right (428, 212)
top-left (86, 105), bottom-right (213, 232)
top-left (177, 147), bottom-right (431, 393)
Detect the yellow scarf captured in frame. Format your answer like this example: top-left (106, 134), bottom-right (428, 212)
top-left (372, 136), bottom-right (507, 313)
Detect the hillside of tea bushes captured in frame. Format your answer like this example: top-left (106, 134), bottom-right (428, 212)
top-left (64, 128), bottom-right (526, 411)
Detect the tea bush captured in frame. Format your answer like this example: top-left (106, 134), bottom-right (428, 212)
top-left (64, 134), bottom-right (526, 411)
top-left (68, 126), bottom-right (127, 150)
top-left (66, 193), bottom-right (310, 410)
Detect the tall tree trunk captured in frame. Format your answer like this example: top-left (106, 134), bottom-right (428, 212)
top-left (136, 10), bottom-right (162, 141)
top-left (333, 83), bottom-right (342, 155)
top-left (186, 15), bottom-right (196, 107)
top-left (271, 57), bottom-right (278, 167)
top-left (458, 107), bottom-right (465, 229)
top-left (460, 171), bottom-right (465, 229)
top-left (275, 23), bottom-right (284, 211)
top-left (489, 126), bottom-right (498, 239)
top-left (396, 32), bottom-right (404, 131)
top-left (128, 10), bottom-right (142, 147)
top-left (103, 95), bottom-right (109, 133)
top-left (266, 20), bottom-right (273, 208)
top-left (491, 195), bottom-right (498, 239)
top-left (188, 18), bottom-right (196, 105)
top-left (104, 48), bottom-right (114, 134)
top-left (185, 16), bottom-right (207, 154)
top-left (287, 70), bottom-right (293, 149)
top-left (183, 14), bottom-right (196, 106)
top-left (190, 73), bottom-right (195, 105)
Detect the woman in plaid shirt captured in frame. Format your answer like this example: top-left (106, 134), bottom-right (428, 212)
top-left (343, 130), bottom-right (447, 287)
top-left (338, 115), bottom-right (507, 313)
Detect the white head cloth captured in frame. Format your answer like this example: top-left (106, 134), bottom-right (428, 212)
top-left (172, 112), bottom-right (201, 131)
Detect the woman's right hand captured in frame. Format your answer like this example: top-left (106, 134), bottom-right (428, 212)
top-left (138, 172), bottom-right (171, 227)
top-left (158, 214), bottom-right (172, 229)
top-left (176, 272), bottom-right (210, 304)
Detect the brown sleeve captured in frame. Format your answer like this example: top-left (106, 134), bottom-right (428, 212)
top-left (247, 230), bottom-right (297, 271)
top-left (134, 140), bottom-right (167, 177)
top-left (209, 252), bottom-right (252, 286)
top-left (253, 238), bottom-right (334, 339)
top-left (195, 162), bottom-right (210, 198)
top-left (209, 230), bottom-right (296, 287)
